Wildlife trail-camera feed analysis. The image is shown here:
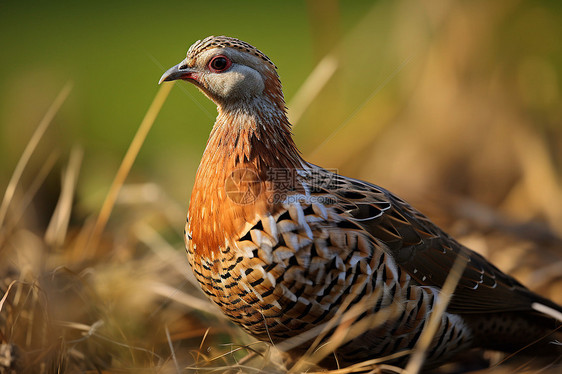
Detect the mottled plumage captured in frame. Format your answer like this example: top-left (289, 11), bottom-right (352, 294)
top-left (160, 36), bottom-right (562, 369)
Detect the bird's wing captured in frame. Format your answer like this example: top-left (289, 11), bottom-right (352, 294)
top-left (306, 166), bottom-right (549, 314)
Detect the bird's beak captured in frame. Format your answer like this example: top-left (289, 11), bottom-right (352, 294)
top-left (158, 60), bottom-right (197, 84)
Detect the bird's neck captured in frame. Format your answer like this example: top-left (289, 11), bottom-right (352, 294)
top-left (213, 96), bottom-right (302, 168)
top-left (188, 96), bottom-right (305, 260)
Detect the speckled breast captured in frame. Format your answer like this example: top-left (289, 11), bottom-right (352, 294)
top-left (185, 200), bottom-right (473, 365)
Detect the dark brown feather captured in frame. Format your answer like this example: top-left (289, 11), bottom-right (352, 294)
top-left (325, 171), bottom-right (562, 315)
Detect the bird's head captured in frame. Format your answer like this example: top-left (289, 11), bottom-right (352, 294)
top-left (159, 36), bottom-right (284, 109)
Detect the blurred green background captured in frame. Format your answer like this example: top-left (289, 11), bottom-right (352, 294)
top-left (1, 0), bottom-right (562, 231)
top-left (0, 1), bottom-right (359, 211)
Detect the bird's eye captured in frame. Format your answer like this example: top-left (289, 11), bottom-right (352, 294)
top-left (209, 55), bottom-right (231, 73)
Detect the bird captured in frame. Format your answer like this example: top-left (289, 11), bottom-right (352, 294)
top-left (159, 36), bottom-right (562, 370)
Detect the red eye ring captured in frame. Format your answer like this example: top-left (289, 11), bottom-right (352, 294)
top-left (208, 55), bottom-right (232, 73)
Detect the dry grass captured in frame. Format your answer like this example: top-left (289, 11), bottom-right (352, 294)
top-left (1, 1), bottom-right (562, 373)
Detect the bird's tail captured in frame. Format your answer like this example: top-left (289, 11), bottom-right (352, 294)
top-left (532, 302), bottom-right (562, 323)
top-left (464, 302), bottom-right (562, 361)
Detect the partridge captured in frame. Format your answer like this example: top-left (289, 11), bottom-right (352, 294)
top-left (159, 36), bottom-right (562, 369)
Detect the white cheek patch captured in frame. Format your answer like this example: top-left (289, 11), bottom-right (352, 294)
top-left (210, 65), bottom-right (265, 100)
